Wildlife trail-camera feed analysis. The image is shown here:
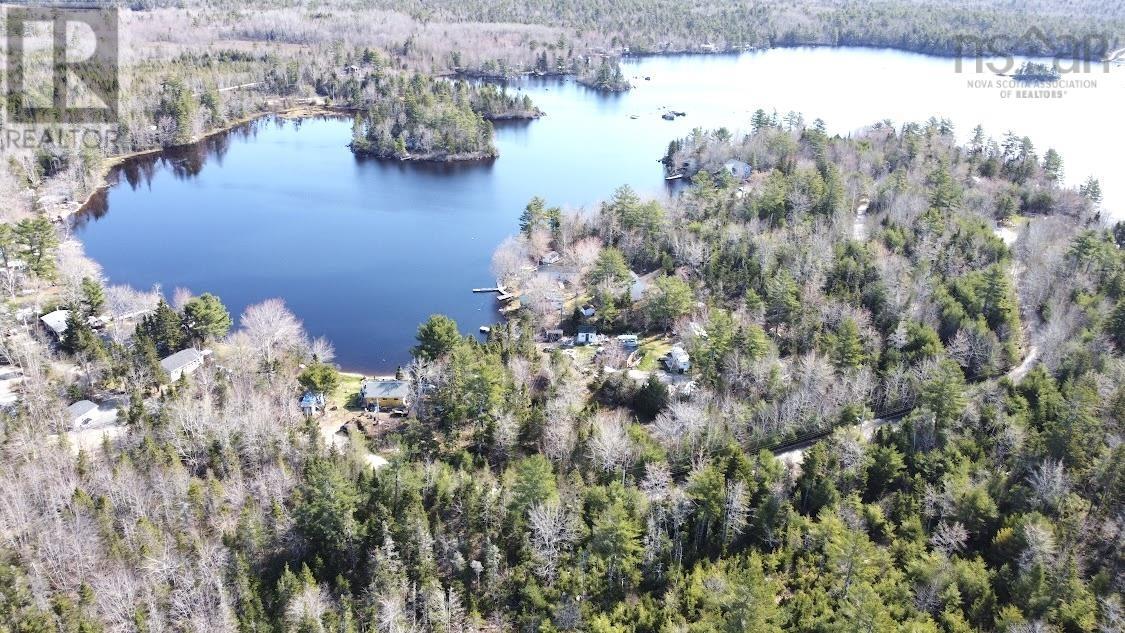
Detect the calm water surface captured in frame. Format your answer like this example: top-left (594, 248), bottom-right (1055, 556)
top-left (75, 48), bottom-right (1123, 372)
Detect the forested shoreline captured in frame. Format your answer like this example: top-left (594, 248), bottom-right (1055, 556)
top-left (6, 0), bottom-right (1122, 218)
top-left (2, 2), bottom-right (1124, 631)
top-left (3, 114), bottom-right (1123, 631)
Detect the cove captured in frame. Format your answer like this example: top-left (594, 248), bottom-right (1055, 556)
top-left (73, 47), bottom-right (1123, 373)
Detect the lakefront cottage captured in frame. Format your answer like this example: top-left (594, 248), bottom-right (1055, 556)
top-left (360, 379), bottom-right (411, 410)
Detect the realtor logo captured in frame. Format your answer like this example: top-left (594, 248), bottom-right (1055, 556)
top-left (4, 4), bottom-right (120, 123)
top-left (954, 26), bottom-right (1116, 75)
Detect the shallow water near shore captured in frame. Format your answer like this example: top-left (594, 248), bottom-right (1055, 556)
top-left (74, 47), bottom-right (1122, 373)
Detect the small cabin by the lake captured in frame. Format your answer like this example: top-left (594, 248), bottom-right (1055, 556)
top-left (360, 379), bottom-right (411, 410)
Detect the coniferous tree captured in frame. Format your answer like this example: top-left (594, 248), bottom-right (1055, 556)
top-left (136, 300), bottom-right (186, 357)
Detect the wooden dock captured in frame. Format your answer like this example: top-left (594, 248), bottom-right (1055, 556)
top-left (472, 285), bottom-right (507, 293)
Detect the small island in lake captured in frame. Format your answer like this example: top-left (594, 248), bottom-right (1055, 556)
top-left (1009, 61), bottom-right (1062, 83)
top-left (349, 74), bottom-right (541, 161)
top-left (576, 57), bottom-right (632, 92)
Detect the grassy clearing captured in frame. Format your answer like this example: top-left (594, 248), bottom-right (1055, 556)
top-left (336, 372), bottom-right (364, 410)
top-left (636, 335), bottom-right (672, 371)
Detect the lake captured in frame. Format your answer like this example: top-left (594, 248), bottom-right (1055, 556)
top-left (74, 47), bottom-right (1123, 373)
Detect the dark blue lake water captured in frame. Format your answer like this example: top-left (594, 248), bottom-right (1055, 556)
top-left (74, 48), bottom-right (1121, 372)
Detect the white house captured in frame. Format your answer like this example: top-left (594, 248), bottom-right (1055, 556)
top-left (160, 348), bottom-right (209, 382)
top-left (576, 326), bottom-right (599, 345)
top-left (40, 309), bottom-right (70, 340)
top-left (664, 346), bottom-right (690, 373)
top-left (580, 304), bottom-right (597, 318)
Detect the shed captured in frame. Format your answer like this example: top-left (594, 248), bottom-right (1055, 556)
top-left (360, 379), bottom-right (411, 410)
top-left (576, 326), bottom-right (599, 345)
top-left (160, 348), bottom-right (209, 382)
top-left (539, 251), bottom-right (562, 265)
top-left (40, 309), bottom-right (70, 339)
top-left (616, 334), bottom-right (639, 350)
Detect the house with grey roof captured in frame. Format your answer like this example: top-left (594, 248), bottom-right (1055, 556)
top-left (359, 379), bottom-right (411, 410)
top-left (160, 348), bottom-right (210, 382)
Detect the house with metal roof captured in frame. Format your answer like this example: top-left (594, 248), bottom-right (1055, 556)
top-left (722, 159), bottom-right (752, 180)
top-left (359, 379), bottom-right (411, 410)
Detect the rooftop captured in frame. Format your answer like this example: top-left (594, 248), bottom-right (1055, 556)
top-left (160, 348), bottom-right (208, 373)
top-left (67, 400), bottom-right (98, 420)
top-left (40, 309), bottom-right (70, 335)
top-left (360, 379), bottom-right (410, 399)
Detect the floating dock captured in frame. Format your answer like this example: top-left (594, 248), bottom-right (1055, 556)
top-left (472, 285), bottom-right (507, 294)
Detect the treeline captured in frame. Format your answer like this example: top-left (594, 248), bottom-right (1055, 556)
top-left (377, 0), bottom-right (1125, 58)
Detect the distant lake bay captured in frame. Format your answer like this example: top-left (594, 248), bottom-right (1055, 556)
top-left (75, 48), bottom-right (1122, 372)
